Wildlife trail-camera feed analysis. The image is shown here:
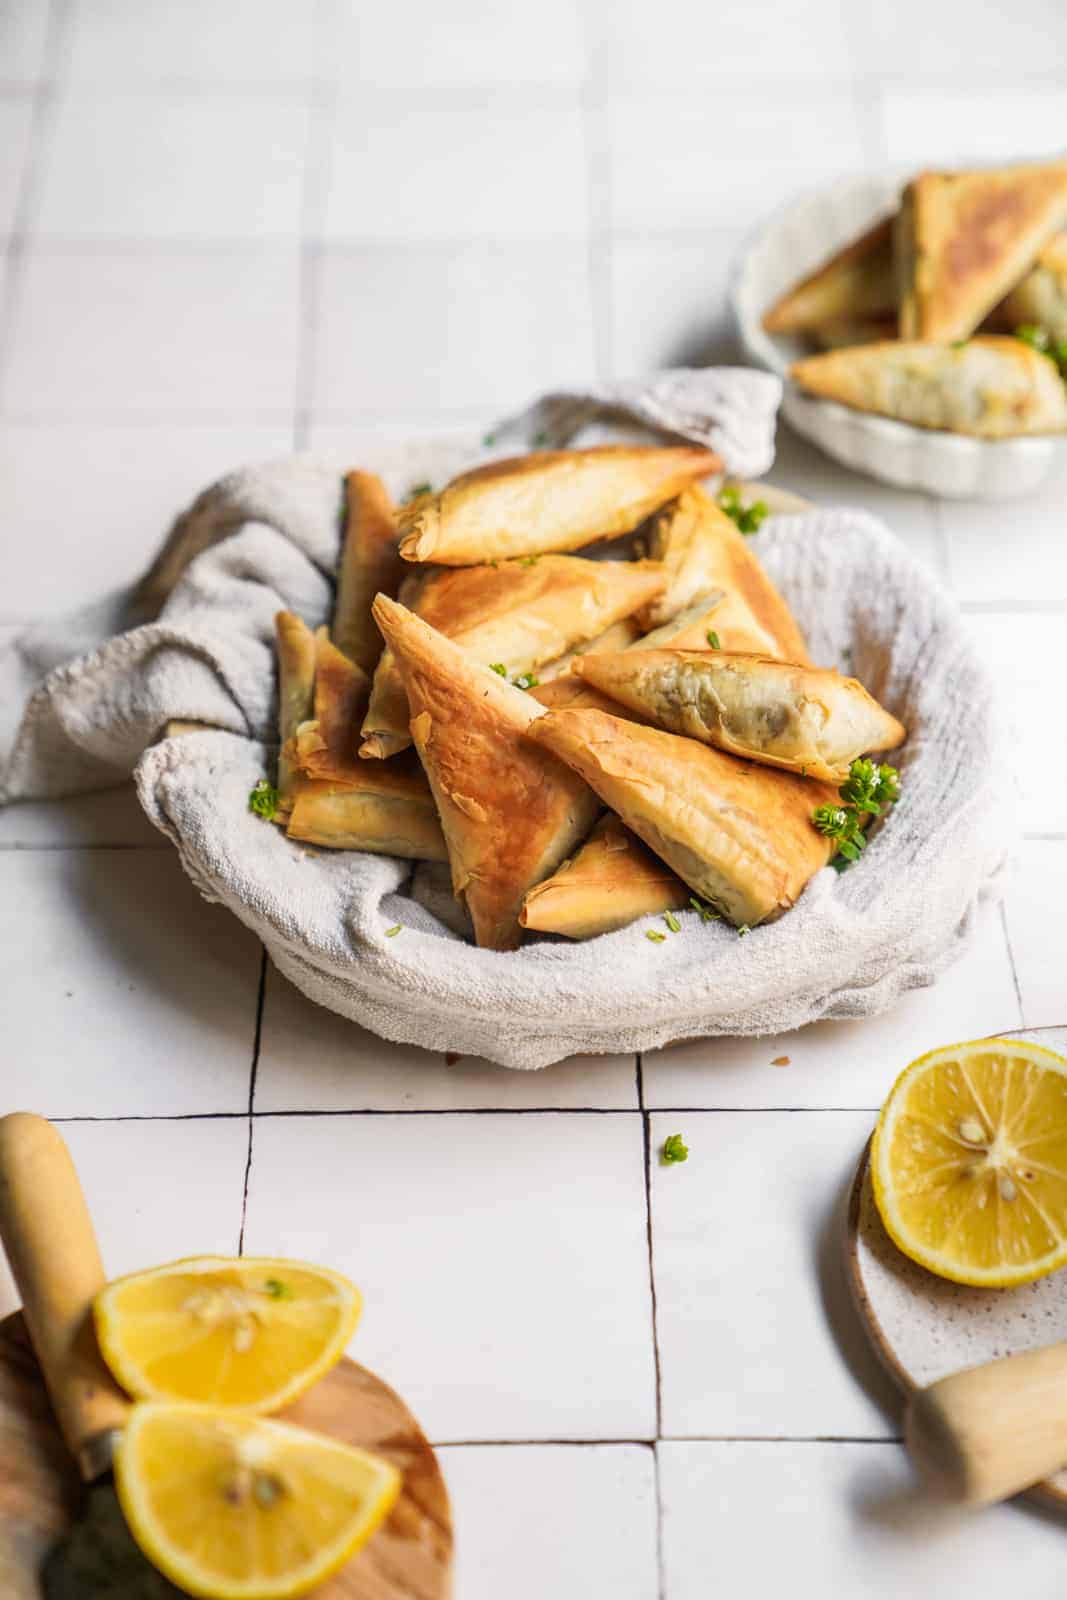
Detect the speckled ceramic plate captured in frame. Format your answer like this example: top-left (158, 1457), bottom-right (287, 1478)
top-left (846, 1025), bottom-right (1067, 1509)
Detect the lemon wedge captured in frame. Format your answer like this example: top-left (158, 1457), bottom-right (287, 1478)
top-left (115, 1401), bottom-right (400, 1599)
top-left (94, 1256), bottom-right (361, 1413)
top-left (871, 1037), bottom-right (1067, 1287)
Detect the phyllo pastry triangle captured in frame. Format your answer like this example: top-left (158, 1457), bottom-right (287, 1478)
top-left (286, 755), bottom-right (448, 861)
top-left (371, 595), bottom-right (599, 951)
top-left (762, 217), bottom-right (896, 336)
top-left (995, 231), bottom-right (1067, 341)
top-left (537, 617), bottom-right (642, 682)
top-left (636, 486), bottom-right (810, 661)
top-left (520, 814), bottom-right (688, 940)
top-left (360, 554), bottom-right (663, 760)
top-left (571, 649), bottom-right (905, 782)
top-left (274, 611), bottom-right (318, 820)
top-left (897, 162), bottom-right (1067, 342)
top-left (332, 470), bottom-right (403, 675)
top-left (397, 444), bottom-right (719, 566)
top-left (293, 631), bottom-right (370, 782)
top-left (526, 708), bottom-right (837, 928)
top-left (792, 337), bottom-right (1067, 437)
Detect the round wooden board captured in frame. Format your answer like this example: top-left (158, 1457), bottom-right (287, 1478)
top-left (844, 1023), bottom-right (1067, 1512)
top-left (0, 1313), bottom-right (452, 1600)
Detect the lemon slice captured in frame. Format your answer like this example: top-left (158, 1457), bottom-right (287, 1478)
top-left (95, 1257), bottom-right (361, 1413)
top-left (871, 1037), bottom-right (1067, 1287)
top-left (115, 1402), bottom-right (400, 1600)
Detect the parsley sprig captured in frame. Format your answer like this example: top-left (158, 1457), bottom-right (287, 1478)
top-left (661, 1133), bottom-right (689, 1165)
top-left (1014, 324), bottom-right (1067, 383)
top-left (718, 484), bottom-right (769, 536)
top-left (813, 758), bottom-right (900, 866)
top-left (248, 779), bottom-right (279, 820)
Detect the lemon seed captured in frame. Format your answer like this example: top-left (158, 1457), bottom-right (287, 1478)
top-left (958, 1117), bottom-right (985, 1145)
top-left (998, 1175), bottom-right (1017, 1202)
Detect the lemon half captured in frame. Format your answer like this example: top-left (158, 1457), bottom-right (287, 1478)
top-left (95, 1257), bottom-right (361, 1413)
top-left (115, 1401), bottom-right (400, 1600)
top-left (871, 1037), bottom-right (1067, 1288)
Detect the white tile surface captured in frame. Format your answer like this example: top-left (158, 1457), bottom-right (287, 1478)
top-left (256, 966), bottom-right (638, 1110)
top-left (0, 1117), bottom-right (249, 1318)
top-left (866, 3), bottom-right (1064, 77)
top-left (65, 0), bottom-right (330, 86)
top-left (0, 93), bottom-right (33, 235)
top-left (963, 613), bottom-right (1067, 835)
top-left (343, 0), bottom-right (586, 88)
top-left (313, 243), bottom-right (596, 415)
top-left (605, 0), bottom-right (855, 83)
top-left (244, 1113), bottom-right (656, 1441)
top-left (1004, 839), bottom-right (1067, 1028)
top-left (33, 90), bottom-right (310, 242)
top-left (439, 1444), bottom-right (658, 1600)
top-left (607, 231), bottom-right (744, 378)
top-left (941, 484), bottom-right (1067, 607)
top-left (607, 90), bottom-right (868, 235)
top-left (650, 1110), bottom-right (898, 1438)
top-left (1, 248), bottom-right (301, 418)
top-left (323, 92), bottom-right (587, 241)
top-left (643, 904), bottom-right (1020, 1109)
top-left (767, 425), bottom-right (944, 579)
top-left (1, 849), bottom-right (261, 1115)
top-left (0, 784), bottom-right (165, 847)
top-left (0, 1), bottom-right (50, 87)
top-left (659, 1440), bottom-right (1067, 1600)
top-left (0, 422), bottom-right (293, 618)
top-left (879, 85), bottom-right (1067, 169)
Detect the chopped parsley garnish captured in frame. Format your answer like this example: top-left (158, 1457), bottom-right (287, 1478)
top-left (263, 1278), bottom-right (291, 1299)
top-left (405, 481), bottom-right (433, 502)
top-left (706, 629), bottom-right (720, 649)
top-left (688, 895), bottom-right (721, 923)
top-left (483, 431), bottom-right (496, 447)
top-left (813, 758), bottom-right (901, 865)
top-left (661, 1133), bottom-right (689, 1165)
top-left (248, 779), bottom-right (279, 820)
top-left (718, 484), bottom-right (769, 535)
top-left (737, 924), bottom-right (751, 938)
top-left (489, 662), bottom-right (507, 676)
top-left (646, 929), bottom-right (667, 943)
top-left (663, 910), bottom-right (682, 933)
top-left (1014, 324), bottom-right (1067, 382)
top-left (513, 672), bottom-right (539, 690)
top-left (384, 924), bottom-right (402, 938)
top-left (532, 430), bottom-right (548, 447)
top-left (519, 554), bottom-right (541, 567)
top-left (950, 338), bottom-right (969, 349)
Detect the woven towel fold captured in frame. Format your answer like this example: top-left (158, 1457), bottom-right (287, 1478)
top-left (0, 369), bottom-right (1012, 1069)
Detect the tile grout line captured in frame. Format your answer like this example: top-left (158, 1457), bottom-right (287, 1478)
top-left (637, 1053), bottom-right (667, 1600)
top-left (48, 1105), bottom-right (895, 1123)
top-left (998, 899), bottom-right (1027, 1028)
top-left (237, 947), bottom-right (268, 1254)
top-left (427, 1433), bottom-right (903, 1448)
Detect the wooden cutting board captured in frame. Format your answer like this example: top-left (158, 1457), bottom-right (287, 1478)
top-left (0, 1312), bottom-right (453, 1600)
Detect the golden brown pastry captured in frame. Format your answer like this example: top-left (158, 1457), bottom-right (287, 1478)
top-left (397, 445), bottom-right (720, 566)
top-left (762, 216), bottom-right (896, 336)
top-left (371, 595), bottom-right (599, 951)
top-left (520, 814), bottom-right (688, 939)
top-left (636, 591), bottom-right (782, 657)
top-left (896, 162), bottom-right (1067, 342)
top-left (526, 708), bottom-right (837, 928)
top-left (293, 632), bottom-right (370, 782)
top-left (537, 617), bottom-right (642, 682)
top-left (810, 316), bottom-right (899, 350)
top-left (634, 486), bottom-right (810, 660)
top-left (274, 610), bottom-right (317, 820)
top-left (571, 649), bottom-right (905, 782)
top-left (332, 470), bottom-right (403, 674)
top-left (994, 232), bottom-right (1067, 341)
top-left (286, 755), bottom-right (447, 861)
top-left (359, 555), bottom-right (663, 759)
top-left (791, 337), bottom-right (1067, 437)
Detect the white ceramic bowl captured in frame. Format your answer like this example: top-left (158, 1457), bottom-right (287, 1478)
top-left (732, 172), bottom-right (1064, 499)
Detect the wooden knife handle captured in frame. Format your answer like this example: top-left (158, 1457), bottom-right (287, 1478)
top-left (0, 1113), bottom-right (128, 1477)
top-left (906, 1341), bottom-right (1067, 1505)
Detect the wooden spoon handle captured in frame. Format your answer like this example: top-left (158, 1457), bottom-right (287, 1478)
top-left (906, 1341), bottom-right (1067, 1505)
top-left (0, 1113), bottom-right (128, 1477)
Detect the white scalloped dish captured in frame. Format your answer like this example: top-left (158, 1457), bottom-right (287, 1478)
top-left (732, 172), bottom-right (1065, 499)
